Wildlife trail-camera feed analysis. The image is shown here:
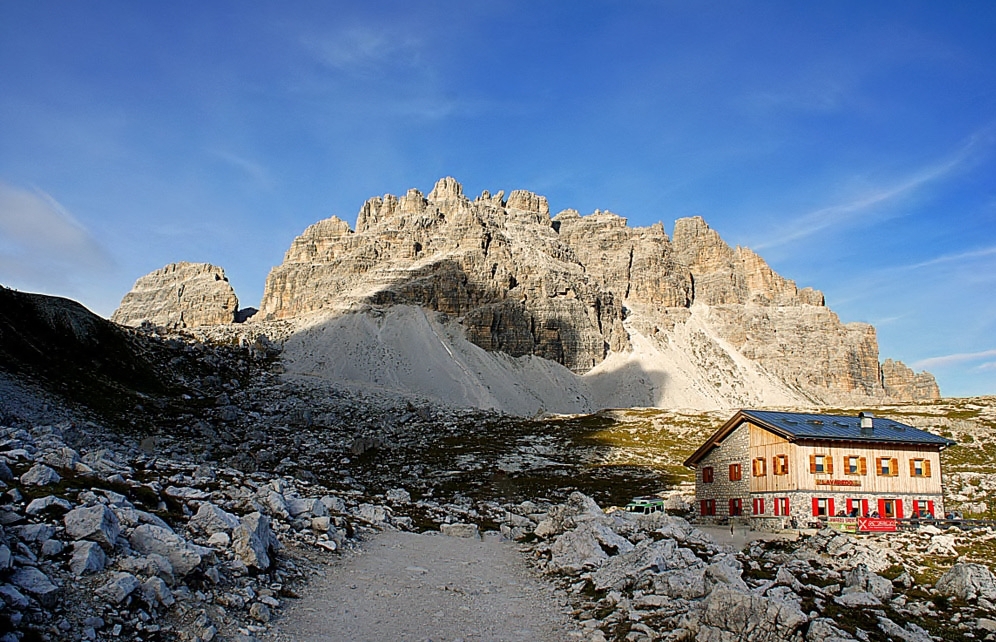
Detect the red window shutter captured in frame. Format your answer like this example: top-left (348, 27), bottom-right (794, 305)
top-left (924, 460), bottom-right (932, 477)
top-left (828, 498), bottom-right (835, 516)
top-left (812, 497), bottom-right (820, 516)
top-left (784, 498), bottom-right (789, 514)
top-left (878, 498), bottom-right (886, 516)
top-left (861, 499), bottom-right (869, 516)
top-left (700, 500), bottom-right (707, 515)
top-left (896, 499), bottom-right (904, 519)
top-left (809, 454), bottom-right (817, 474)
top-left (846, 499), bottom-right (853, 514)
top-left (928, 500), bottom-right (935, 517)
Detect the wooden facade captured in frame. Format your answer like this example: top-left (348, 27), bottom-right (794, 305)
top-left (684, 410), bottom-right (954, 527)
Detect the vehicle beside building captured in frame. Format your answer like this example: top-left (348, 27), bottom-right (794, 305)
top-left (683, 410), bottom-right (955, 529)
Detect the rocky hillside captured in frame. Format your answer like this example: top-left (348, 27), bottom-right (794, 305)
top-left (113, 177), bottom-right (938, 412)
top-left (256, 177), bottom-right (937, 408)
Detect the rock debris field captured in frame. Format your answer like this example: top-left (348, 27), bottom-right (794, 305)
top-left (276, 530), bottom-right (579, 642)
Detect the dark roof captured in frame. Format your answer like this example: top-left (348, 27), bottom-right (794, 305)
top-left (741, 410), bottom-right (956, 446)
top-left (684, 409), bottom-right (956, 467)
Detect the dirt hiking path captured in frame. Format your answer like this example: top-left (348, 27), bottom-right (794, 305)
top-left (275, 530), bottom-right (581, 642)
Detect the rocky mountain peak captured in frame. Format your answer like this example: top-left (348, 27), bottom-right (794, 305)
top-left (112, 262), bottom-right (238, 329)
top-left (112, 176), bottom-right (939, 410)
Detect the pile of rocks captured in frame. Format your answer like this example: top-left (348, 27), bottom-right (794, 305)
top-left (0, 421), bottom-right (409, 641)
top-left (504, 492), bottom-right (996, 642)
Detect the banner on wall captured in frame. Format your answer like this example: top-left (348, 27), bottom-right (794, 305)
top-left (828, 517), bottom-right (857, 533)
top-left (857, 517), bottom-right (897, 532)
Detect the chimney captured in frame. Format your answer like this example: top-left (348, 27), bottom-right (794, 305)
top-left (859, 412), bottom-right (874, 433)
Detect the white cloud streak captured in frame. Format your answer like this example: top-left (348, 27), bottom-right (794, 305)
top-left (904, 245), bottom-right (996, 270)
top-left (0, 181), bottom-right (113, 292)
top-left (207, 149), bottom-right (271, 188)
top-left (753, 125), bottom-right (994, 250)
top-left (913, 349), bottom-right (996, 370)
top-left (301, 27), bottom-right (423, 76)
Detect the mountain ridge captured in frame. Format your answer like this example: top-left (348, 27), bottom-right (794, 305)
top-left (112, 177), bottom-right (939, 413)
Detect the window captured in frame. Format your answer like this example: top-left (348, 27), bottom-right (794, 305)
top-left (752, 497), bottom-right (765, 515)
top-left (812, 497), bottom-right (836, 517)
top-left (876, 457), bottom-right (899, 477)
top-left (773, 454), bottom-right (789, 476)
top-left (702, 467), bottom-right (714, 483)
top-left (845, 455), bottom-right (867, 476)
top-left (729, 463), bottom-right (742, 482)
top-left (700, 499), bottom-right (716, 516)
top-left (913, 499), bottom-right (935, 517)
top-left (809, 454), bottom-right (833, 474)
top-left (909, 459), bottom-right (931, 477)
top-left (875, 498), bottom-right (904, 519)
top-left (752, 457), bottom-right (766, 477)
top-left (729, 498), bottom-right (743, 516)
top-left (846, 498), bottom-right (867, 517)
top-left (773, 497), bottom-right (790, 516)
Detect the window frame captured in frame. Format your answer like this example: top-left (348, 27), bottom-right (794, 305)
top-left (773, 454), bottom-right (789, 476)
top-left (845, 455), bottom-right (867, 476)
top-left (702, 466), bottom-right (714, 484)
top-left (752, 497), bottom-right (765, 515)
top-left (909, 458), bottom-right (931, 478)
top-left (809, 453), bottom-right (833, 474)
top-left (700, 499), bottom-right (716, 516)
top-left (752, 457), bottom-right (766, 477)
top-left (729, 498), bottom-right (743, 516)
top-left (875, 457), bottom-right (899, 477)
top-left (729, 463), bottom-right (742, 482)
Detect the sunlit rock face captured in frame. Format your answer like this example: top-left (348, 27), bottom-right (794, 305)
top-left (112, 262), bottom-right (238, 329)
top-left (258, 177), bottom-right (937, 404)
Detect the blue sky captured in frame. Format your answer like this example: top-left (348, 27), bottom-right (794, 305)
top-left (1, 1), bottom-right (994, 397)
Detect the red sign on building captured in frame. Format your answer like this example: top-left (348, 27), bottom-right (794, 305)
top-left (857, 517), bottom-right (897, 532)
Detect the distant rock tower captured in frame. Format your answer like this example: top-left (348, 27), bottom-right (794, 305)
top-left (112, 262), bottom-right (238, 329)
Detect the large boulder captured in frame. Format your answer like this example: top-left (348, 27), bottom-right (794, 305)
top-left (69, 540), bottom-right (107, 576)
top-left (547, 520), bottom-right (634, 575)
top-left (10, 567), bottom-right (60, 608)
top-left (189, 503), bottom-right (240, 535)
top-left (129, 524), bottom-right (202, 576)
top-left (20, 463), bottom-right (61, 486)
top-left (64, 504), bottom-right (121, 551)
top-left (686, 583), bottom-right (809, 642)
top-left (232, 512), bottom-right (279, 570)
top-left (936, 563), bottom-right (996, 603)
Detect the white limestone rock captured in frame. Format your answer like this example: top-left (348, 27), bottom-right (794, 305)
top-left (64, 504), bottom-right (121, 551)
top-left (129, 524), bottom-right (201, 576)
top-left (20, 463), bottom-right (60, 486)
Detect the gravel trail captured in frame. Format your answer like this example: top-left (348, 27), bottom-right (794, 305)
top-left (275, 530), bottom-right (581, 642)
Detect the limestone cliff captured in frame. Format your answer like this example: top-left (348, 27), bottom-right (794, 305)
top-left (258, 177), bottom-right (938, 406)
top-left (881, 358), bottom-right (941, 400)
top-left (112, 262), bottom-right (238, 329)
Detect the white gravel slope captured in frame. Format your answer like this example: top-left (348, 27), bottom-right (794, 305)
top-left (278, 304), bottom-right (808, 416)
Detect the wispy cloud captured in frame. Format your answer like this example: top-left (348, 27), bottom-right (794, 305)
top-left (301, 27), bottom-right (424, 76)
top-left (206, 149), bottom-right (272, 188)
top-left (0, 181), bottom-right (113, 293)
top-left (903, 245), bottom-right (996, 270)
top-left (976, 361), bottom-right (996, 372)
top-left (753, 125), bottom-right (995, 250)
top-left (913, 349), bottom-right (996, 370)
